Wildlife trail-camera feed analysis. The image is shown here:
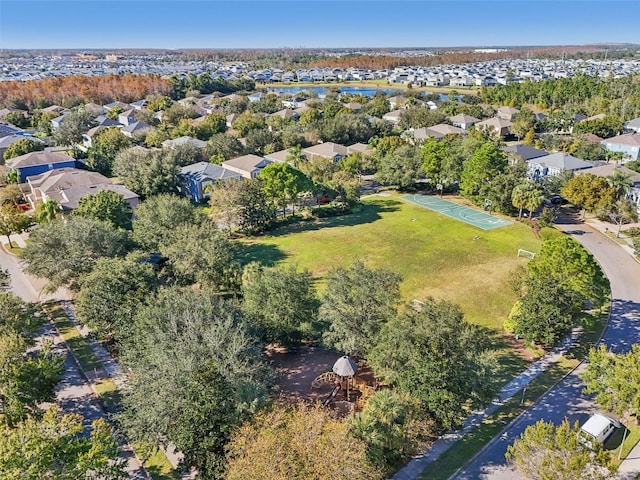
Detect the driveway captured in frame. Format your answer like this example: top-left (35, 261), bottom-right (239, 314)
top-left (452, 211), bottom-right (640, 479)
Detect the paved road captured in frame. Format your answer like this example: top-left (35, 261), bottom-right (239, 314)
top-left (1, 247), bottom-right (146, 478)
top-left (452, 214), bottom-right (640, 479)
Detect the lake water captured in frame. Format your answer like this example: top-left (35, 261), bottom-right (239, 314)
top-left (268, 86), bottom-right (451, 101)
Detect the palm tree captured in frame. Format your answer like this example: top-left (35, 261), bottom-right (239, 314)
top-left (35, 199), bottom-right (61, 223)
top-left (607, 169), bottom-right (632, 200)
top-left (285, 145), bottom-right (307, 168)
top-left (523, 189), bottom-right (544, 220)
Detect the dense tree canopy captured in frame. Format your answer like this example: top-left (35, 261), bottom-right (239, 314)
top-left (506, 419), bottom-right (612, 480)
top-left (160, 220), bottom-right (237, 290)
top-left (321, 260), bottom-right (402, 356)
top-left (241, 263), bottom-right (319, 345)
top-left (224, 404), bottom-right (381, 480)
top-left (375, 145), bottom-right (424, 190)
top-left (582, 344), bottom-right (640, 421)
top-left (132, 193), bottom-right (205, 251)
top-left (86, 127), bottom-right (132, 176)
top-left (368, 298), bottom-right (497, 430)
top-left (113, 147), bottom-right (181, 198)
top-left (119, 288), bottom-right (271, 479)
top-left (2, 138), bottom-right (44, 161)
top-left (22, 217), bottom-right (130, 291)
top-left (73, 190), bottom-right (133, 230)
top-left (75, 254), bottom-right (157, 342)
top-left (562, 174), bottom-right (616, 218)
top-left (460, 141), bottom-right (508, 203)
top-left (0, 406), bottom-right (127, 479)
top-left (52, 108), bottom-right (95, 146)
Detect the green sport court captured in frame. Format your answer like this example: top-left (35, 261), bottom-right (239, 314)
top-left (401, 194), bottom-right (512, 230)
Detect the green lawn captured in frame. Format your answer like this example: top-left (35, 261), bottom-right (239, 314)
top-left (241, 193), bottom-right (542, 382)
top-left (242, 194), bottom-right (540, 329)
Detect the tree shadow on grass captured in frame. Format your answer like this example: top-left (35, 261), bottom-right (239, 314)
top-left (268, 199), bottom-right (402, 237)
top-left (237, 242), bottom-right (288, 267)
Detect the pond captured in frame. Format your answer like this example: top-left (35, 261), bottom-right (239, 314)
top-left (268, 86), bottom-right (452, 101)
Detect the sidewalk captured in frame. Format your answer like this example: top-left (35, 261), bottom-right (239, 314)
top-left (41, 321), bottom-right (148, 479)
top-left (391, 328), bottom-right (582, 480)
top-left (584, 217), bottom-right (639, 262)
top-left (59, 301), bottom-right (195, 478)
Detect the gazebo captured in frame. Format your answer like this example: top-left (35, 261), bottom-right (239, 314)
top-left (332, 356), bottom-right (358, 401)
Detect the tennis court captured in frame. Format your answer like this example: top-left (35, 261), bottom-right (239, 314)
top-left (401, 194), bottom-right (512, 230)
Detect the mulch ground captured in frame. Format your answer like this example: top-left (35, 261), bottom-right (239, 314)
top-left (265, 344), bottom-right (377, 405)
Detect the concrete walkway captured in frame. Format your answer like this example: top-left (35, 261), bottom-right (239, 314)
top-left (40, 321), bottom-right (148, 479)
top-left (391, 327), bottom-right (582, 480)
top-left (59, 301), bottom-right (195, 478)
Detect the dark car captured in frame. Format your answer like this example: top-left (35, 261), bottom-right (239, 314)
top-left (543, 195), bottom-right (567, 208)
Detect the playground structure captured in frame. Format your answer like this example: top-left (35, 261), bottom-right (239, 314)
top-left (311, 355), bottom-right (379, 413)
top-left (266, 345), bottom-right (379, 410)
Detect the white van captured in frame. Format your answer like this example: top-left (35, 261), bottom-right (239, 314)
top-left (579, 413), bottom-right (620, 449)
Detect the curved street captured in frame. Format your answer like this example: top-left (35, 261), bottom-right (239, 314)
top-left (452, 212), bottom-right (640, 480)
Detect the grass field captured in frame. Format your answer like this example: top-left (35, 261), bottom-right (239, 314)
top-left (241, 193), bottom-right (543, 381)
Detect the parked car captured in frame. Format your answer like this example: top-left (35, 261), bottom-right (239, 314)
top-left (543, 195), bottom-right (568, 208)
top-left (578, 413), bottom-right (621, 449)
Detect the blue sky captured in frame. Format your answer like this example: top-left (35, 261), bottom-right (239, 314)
top-left (1, 1), bottom-right (639, 49)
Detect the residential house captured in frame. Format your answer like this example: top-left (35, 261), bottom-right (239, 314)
top-left (475, 117), bottom-right (512, 137)
top-left (226, 113), bottom-right (240, 128)
top-left (118, 109), bottom-right (138, 126)
top-left (84, 103), bottom-right (106, 116)
top-left (24, 167), bottom-right (139, 211)
top-left (82, 125), bottom-right (110, 148)
top-left (282, 97), bottom-right (307, 109)
top-left (42, 105), bottom-right (67, 115)
top-left (497, 106), bottom-right (520, 121)
top-left (343, 102), bottom-right (362, 113)
top-left (104, 101), bottom-right (132, 111)
top-left (264, 149), bottom-right (292, 164)
top-left (413, 124), bottom-right (467, 142)
top-left (388, 95), bottom-right (408, 110)
top-left (346, 143), bottom-right (373, 157)
top-left (449, 114), bottom-right (481, 130)
top-left (502, 144), bottom-right (548, 162)
top-left (121, 121), bottom-right (153, 139)
top-left (602, 133), bottom-right (640, 161)
top-left (179, 162), bottom-right (242, 202)
top-left (269, 109), bottom-right (299, 122)
top-left (93, 115), bottom-right (120, 128)
top-left (579, 163), bottom-right (640, 211)
top-left (625, 118), bottom-right (640, 134)
top-left (0, 123), bottom-right (23, 138)
top-left (162, 136), bottom-right (207, 149)
top-left (0, 108), bottom-right (27, 120)
top-left (527, 152), bottom-right (593, 180)
top-left (303, 142), bottom-right (349, 162)
top-left (382, 109), bottom-right (404, 125)
top-left (50, 114), bottom-right (67, 131)
top-left (130, 100), bottom-right (148, 110)
top-left (222, 154), bottom-right (272, 179)
top-left (6, 151), bottom-right (79, 182)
